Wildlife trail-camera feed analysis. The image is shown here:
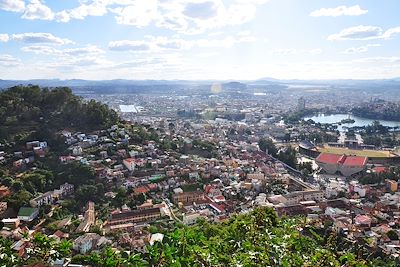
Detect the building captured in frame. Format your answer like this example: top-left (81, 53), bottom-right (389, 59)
top-left (30, 183), bottom-right (74, 207)
top-left (172, 191), bottom-right (205, 204)
top-left (182, 212), bottom-right (203, 225)
top-left (73, 233), bottom-right (101, 254)
top-left (2, 218), bottom-right (20, 229)
top-left (297, 97), bottom-right (306, 111)
top-left (247, 173), bottom-right (265, 180)
top-left (17, 207), bottom-right (39, 222)
top-left (0, 186), bottom-right (11, 199)
top-left (123, 158), bottom-right (136, 171)
top-left (30, 191), bottom-right (55, 208)
top-left (386, 179), bottom-right (398, 192)
top-left (283, 190), bottom-right (325, 205)
top-left (76, 201), bottom-right (95, 233)
top-left (106, 208), bottom-right (161, 227)
top-left (316, 153), bottom-right (367, 176)
top-left (0, 201), bottom-right (7, 213)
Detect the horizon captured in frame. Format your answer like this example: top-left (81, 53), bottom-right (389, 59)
top-left (0, 0), bottom-right (400, 80)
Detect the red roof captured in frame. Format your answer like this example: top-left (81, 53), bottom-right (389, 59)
top-left (316, 153), bottom-right (343, 164)
top-left (134, 186), bottom-right (149, 194)
top-left (317, 153), bottom-right (367, 166)
top-left (373, 166), bottom-right (388, 173)
top-left (343, 156), bottom-right (367, 166)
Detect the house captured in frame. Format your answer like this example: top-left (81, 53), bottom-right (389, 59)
top-left (30, 191), bottom-right (55, 208)
top-left (172, 191), bottom-right (205, 205)
top-left (26, 141), bottom-right (40, 150)
top-left (72, 146), bottom-right (83, 156)
top-left (13, 159), bottom-right (25, 169)
top-left (106, 208), bottom-right (162, 227)
top-left (59, 155), bottom-right (76, 163)
top-left (386, 180), bottom-right (398, 192)
top-left (30, 183), bottom-right (74, 207)
top-left (0, 201), bottom-right (7, 213)
top-left (0, 186), bottom-right (11, 199)
top-left (17, 207), bottom-right (39, 222)
top-left (123, 158), bottom-right (135, 171)
top-left (182, 212), bottom-right (203, 225)
top-left (149, 233), bottom-right (164, 246)
top-left (73, 233), bottom-right (101, 254)
top-left (2, 218), bottom-right (20, 229)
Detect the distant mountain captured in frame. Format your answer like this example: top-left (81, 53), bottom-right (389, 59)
top-left (222, 81), bottom-right (247, 90)
top-left (1, 78), bottom-right (399, 94)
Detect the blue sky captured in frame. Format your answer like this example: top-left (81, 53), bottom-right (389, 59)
top-left (0, 0), bottom-right (399, 80)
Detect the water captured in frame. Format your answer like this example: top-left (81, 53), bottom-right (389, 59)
top-left (303, 114), bottom-right (400, 131)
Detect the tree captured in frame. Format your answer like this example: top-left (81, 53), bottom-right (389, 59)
top-left (258, 138), bottom-right (277, 156)
top-left (387, 230), bottom-right (398, 240)
top-left (0, 237), bottom-right (21, 266)
top-left (25, 233), bottom-right (72, 265)
top-left (1, 176), bottom-right (13, 187)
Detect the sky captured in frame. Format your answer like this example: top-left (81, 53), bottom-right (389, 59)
top-left (0, 0), bottom-right (399, 80)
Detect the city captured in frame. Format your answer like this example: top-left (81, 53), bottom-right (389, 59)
top-left (1, 0), bottom-right (400, 266)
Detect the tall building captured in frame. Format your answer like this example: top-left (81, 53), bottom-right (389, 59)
top-left (297, 97), bottom-right (306, 111)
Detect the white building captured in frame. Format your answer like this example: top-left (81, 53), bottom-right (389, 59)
top-left (123, 158), bottom-right (135, 171)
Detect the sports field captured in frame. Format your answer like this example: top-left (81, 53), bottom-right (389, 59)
top-left (317, 146), bottom-right (394, 158)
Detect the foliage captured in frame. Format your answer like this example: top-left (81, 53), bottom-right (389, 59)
top-left (352, 100), bottom-right (400, 122)
top-left (277, 146), bottom-right (297, 168)
top-left (0, 85), bottom-right (118, 145)
top-left (258, 137), bottom-right (278, 156)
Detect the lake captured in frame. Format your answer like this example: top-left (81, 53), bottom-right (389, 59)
top-left (303, 114), bottom-right (400, 131)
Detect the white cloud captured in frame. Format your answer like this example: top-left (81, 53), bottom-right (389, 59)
top-left (354, 57), bottom-right (400, 64)
top-left (0, 0), bottom-right (268, 34)
top-left (328, 25), bottom-right (400, 41)
top-left (343, 44), bottom-right (380, 54)
top-left (113, 0), bottom-right (267, 34)
top-left (108, 32), bottom-right (256, 52)
top-left (21, 45), bottom-right (104, 56)
top-left (55, 10), bottom-right (70, 22)
top-left (21, 45), bottom-right (61, 55)
top-left (0, 54), bottom-right (20, 66)
top-left (183, 1), bottom-right (219, 19)
top-left (0, 33), bottom-right (9, 42)
top-left (0, 0), bottom-right (25, 12)
top-left (22, 0), bottom-right (55, 20)
top-left (113, 0), bottom-right (158, 27)
top-left (55, 1), bottom-right (109, 22)
top-left (109, 40), bottom-right (151, 51)
top-left (344, 46), bottom-right (368, 54)
top-left (271, 48), bottom-right (322, 56)
top-left (63, 45), bottom-right (105, 56)
top-left (12, 33), bottom-right (73, 45)
top-left (310, 5), bottom-right (367, 17)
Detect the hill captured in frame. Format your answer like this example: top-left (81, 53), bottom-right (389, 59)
top-left (0, 85), bottom-right (119, 148)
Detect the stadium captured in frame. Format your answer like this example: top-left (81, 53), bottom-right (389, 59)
top-left (299, 140), bottom-right (400, 165)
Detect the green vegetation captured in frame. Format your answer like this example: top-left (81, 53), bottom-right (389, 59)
top-left (258, 138), bottom-right (278, 156)
top-left (359, 166), bottom-right (400, 185)
top-left (0, 233), bottom-right (71, 267)
top-left (352, 101), bottom-right (400, 121)
top-left (258, 138), bottom-right (298, 168)
top-left (0, 85), bottom-right (118, 147)
top-left (4, 208), bottom-right (395, 266)
top-left (284, 108), bottom-right (319, 123)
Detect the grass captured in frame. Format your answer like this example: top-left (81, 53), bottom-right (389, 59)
top-left (317, 146), bottom-right (394, 158)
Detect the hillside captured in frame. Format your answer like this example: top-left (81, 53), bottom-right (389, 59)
top-left (1, 207), bottom-right (396, 266)
top-left (0, 85), bottom-right (119, 148)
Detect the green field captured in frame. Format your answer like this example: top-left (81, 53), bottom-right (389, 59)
top-left (317, 146), bottom-right (394, 158)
